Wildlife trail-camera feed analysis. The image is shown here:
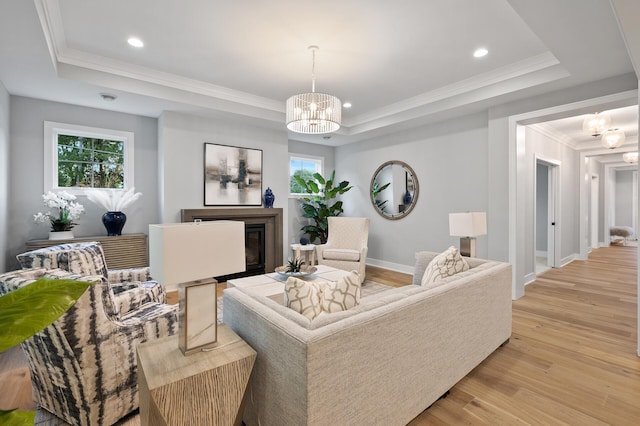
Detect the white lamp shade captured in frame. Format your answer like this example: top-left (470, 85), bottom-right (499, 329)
top-left (449, 212), bottom-right (487, 237)
top-left (149, 221), bottom-right (245, 291)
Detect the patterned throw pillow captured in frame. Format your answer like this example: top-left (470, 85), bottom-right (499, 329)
top-left (321, 271), bottom-right (361, 313)
top-left (284, 271), bottom-right (361, 320)
top-left (421, 246), bottom-right (469, 287)
top-left (284, 278), bottom-right (323, 320)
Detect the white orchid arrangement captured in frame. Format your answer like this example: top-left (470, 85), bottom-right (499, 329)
top-left (86, 187), bottom-right (142, 212)
top-left (34, 191), bottom-right (85, 232)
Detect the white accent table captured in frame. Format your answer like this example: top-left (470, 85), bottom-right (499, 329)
top-left (290, 243), bottom-right (317, 266)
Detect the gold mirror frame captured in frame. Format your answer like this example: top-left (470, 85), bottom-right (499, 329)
top-left (370, 160), bottom-right (419, 220)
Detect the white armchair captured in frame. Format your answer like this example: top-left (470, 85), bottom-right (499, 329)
top-left (315, 217), bottom-right (370, 283)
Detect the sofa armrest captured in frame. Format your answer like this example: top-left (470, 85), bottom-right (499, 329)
top-left (111, 280), bottom-right (167, 315)
top-left (412, 251), bottom-right (439, 285)
top-left (108, 267), bottom-right (151, 284)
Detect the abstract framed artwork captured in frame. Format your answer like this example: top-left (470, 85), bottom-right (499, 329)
top-left (204, 143), bottom-right (263, 206)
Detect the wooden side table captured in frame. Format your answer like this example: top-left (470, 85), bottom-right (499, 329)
top-left (137, 325), bottom-right (256, 426)
top-left (290, 243), bottom-right (316, 266)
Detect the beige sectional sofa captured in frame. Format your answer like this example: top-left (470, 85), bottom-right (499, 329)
top-left (223, 251), bottom-right (512, 425)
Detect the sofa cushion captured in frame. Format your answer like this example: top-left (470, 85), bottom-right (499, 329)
top-left (421, 246), bottom-right (469, 287)
top-left (322, 248), bottom-right (360, 261)
top-left (284, 271), bottom-right (361, 320)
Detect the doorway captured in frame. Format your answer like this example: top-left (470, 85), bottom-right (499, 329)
top-left (535, 158), bottom-right (560, 275)
top-left (590, 174), bottom-right (599, 250)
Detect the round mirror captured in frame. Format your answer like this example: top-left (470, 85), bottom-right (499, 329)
top-left (370, 160), bottom-right (419, 220)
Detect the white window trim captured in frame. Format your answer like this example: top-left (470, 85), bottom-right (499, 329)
top-left (44, 121), bottom-right (134, 194)
top-left (289, 153), bottom-right (324, 198)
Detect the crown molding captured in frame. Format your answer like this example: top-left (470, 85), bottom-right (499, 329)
top-left (528, 123), bottom-right (578, 149)
top-left (35, 0), bottom-right (575, 139)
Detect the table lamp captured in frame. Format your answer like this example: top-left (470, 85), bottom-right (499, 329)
top-left (149, 220), bottom-right (245, 355)
top-left (448, 212), bottom-right (487, 257)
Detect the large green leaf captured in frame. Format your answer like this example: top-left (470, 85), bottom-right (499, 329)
top-left (0, 278), bottom-right (91, 352)
top-left (0, 409), bottom-right (35, 425)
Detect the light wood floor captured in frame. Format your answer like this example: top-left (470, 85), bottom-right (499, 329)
top-left (1, 246), bottom-right (638, 425)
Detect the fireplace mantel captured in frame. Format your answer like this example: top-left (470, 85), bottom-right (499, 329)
top-left (181, 208), bottom-right (283, 273)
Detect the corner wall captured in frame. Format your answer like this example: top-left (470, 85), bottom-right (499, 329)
top-left (0, 81), bottom-right (9, 273)
top-left (7, 96), bottom-right (159, 270)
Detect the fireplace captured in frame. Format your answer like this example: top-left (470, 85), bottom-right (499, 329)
top-left (215, 223), bottom-right (265, 281)
top-left (181, 208), bottom-right (283, 278)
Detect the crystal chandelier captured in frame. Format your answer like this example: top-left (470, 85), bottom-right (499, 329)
top-left (582, 112), bottom-right (611, 137)
top-left (286, 46), bottom-right (341, 134)
top-left (601, 128), bottom-right (626, 149)
top-left (622, 151), bottom-right (638, 164)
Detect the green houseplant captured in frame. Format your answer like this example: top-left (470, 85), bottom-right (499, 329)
top-left (0, 278), bottom-right (91, 425)
top-left (294, 170), bottom-right (352, 244)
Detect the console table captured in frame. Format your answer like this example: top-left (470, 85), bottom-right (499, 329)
top-left (137, 325), bottom-right (256, 426)
top-left (25, 234), bottom-right (148, 269)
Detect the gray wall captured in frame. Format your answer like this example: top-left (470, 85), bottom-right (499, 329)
top-left (536, 163), bottom-right (548, 252)
top-left (287, 140), bottom-right (335, 247)
top-left (0, 81), bottom-right (9, 272)
top-left (7, 96), bottom-right (159, 270)
top-left (335, 113), bottom-right (489, 273)
top-left (615, 170), bottom-right (634, 226)
top-left (157, 111), bottom-right (290, 262)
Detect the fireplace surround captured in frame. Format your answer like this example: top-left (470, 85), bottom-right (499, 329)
top-left (181, 208), bottom-right (283, 275)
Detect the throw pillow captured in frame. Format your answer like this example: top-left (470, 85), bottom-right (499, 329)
top-left (421, 246), bottom-right (469, 287)
top-left (321, 271), bottom-right (361, 313)
top-left (284, 277), bottom-right (323, 320)
top-left (284, 271), bottom-right (361, 320)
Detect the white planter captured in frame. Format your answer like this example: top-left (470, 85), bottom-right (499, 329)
top-left (49, 231), bottom-right (74, 240)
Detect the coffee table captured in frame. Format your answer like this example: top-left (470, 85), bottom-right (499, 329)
top-left (227, 265), bottom-right (349, 298)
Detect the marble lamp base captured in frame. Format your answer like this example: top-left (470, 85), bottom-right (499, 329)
top-left (178, 279), bottom-right (218, 356)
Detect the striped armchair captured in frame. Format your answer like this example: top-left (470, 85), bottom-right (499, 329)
top-left (316, 217), bottom-right (370, 283)
top-left (17, 242), bottom-right (165, 314)
top-left (0, 268), bottom-right (177, 426)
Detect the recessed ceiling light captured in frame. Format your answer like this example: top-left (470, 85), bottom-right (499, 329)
top-left (473, 48), bottom-right (488, 58)
top-left (343, 102), bottom-right (352, 108)
top-left (127, 37), bottom-right (144, 48)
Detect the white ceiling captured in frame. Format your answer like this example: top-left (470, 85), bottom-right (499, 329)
top-left (0, 0), bottom-right (637, 146)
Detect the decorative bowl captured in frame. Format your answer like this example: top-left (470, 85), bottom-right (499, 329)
top-left (275, 265), bottom-right (317, 278)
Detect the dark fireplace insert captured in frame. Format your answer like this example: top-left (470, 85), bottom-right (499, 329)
top-left (215, 223), bottom-right (265, 281)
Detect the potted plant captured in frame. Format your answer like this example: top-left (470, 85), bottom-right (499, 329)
top-left (293, 170), bottom-right (352, 244)
top-left (0, 277), bottom-right (91, 425)
top-left (33, 191), bottom-right (85, 240)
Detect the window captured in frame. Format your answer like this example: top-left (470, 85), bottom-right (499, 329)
top-left (289, 154), bottom-right (323, 196)
top-left (44, 121), bottom-right (134, 193)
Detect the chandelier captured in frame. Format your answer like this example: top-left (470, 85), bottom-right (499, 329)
top-left (601, 128), bottom-right (626, 149)
top-left (622, 151), bottom-right (638, 164)
top-left (286, 46), bottom-right (341, 134)
top-left (582, 112), bottom-right (611, 137)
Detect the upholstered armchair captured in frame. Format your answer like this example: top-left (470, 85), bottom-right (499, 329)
top-left (17, 242), bottom-right (165, 314)
top-left (0, 267), bottom-right (178, 426)
top-left (316, 217), bottom-right (370, 283)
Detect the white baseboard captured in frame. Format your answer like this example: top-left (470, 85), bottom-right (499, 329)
top-left (535, 250), bottom-right (548, 257)
top-left (560, 254), bottom-right (578, 267)
top-left (523, 272), bottom-right (536, 286)
top-left (599, 242), bottom-right (608, 248)
top-left (366, 258), bottom-right (414, 275)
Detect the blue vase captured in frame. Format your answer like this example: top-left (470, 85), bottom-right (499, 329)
top-left (264, 187), bottom-right (275, 208)
top-left (102, 211), bottom-right (127, 236)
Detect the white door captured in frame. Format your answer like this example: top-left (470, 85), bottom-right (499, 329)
top-left (591, 174), bottom-right (599, 249)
